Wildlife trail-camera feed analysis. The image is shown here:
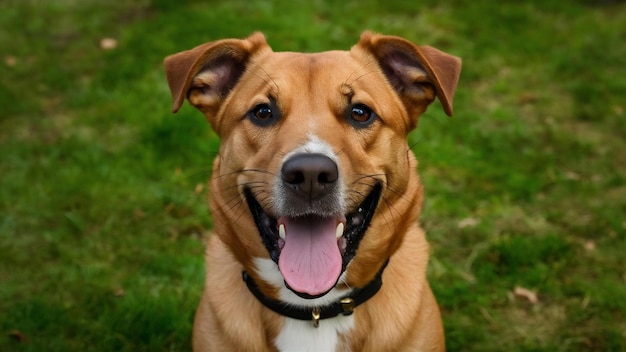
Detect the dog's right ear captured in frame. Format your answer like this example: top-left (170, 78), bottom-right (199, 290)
top-left (164, 32), bottom-right (271, 114)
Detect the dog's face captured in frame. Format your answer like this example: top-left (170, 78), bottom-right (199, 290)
top-left (165, 32), bottom-right (460, 302)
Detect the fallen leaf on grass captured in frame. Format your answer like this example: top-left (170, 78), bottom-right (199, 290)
top-left (514, 286), bottom-right (538, 304)
top-left (133, 208), bottom-right (146, 219)
top-left (100, 38), bottom-right (118, 50)
top-left (517, 92), bottom-right (536, 104)
top-left (169, 227), bottom-right (179, 240)
top-left (457, 217), bottom-right (479, 229)
top-left (583, 240), bottom-right (596, 252)
top-left (5, 55), bottom-right (17, 67)
top-left (8, 330), bottom-right (28, 343)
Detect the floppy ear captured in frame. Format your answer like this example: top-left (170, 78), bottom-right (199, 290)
top-left (164, 32), bottom-right (271, 114)
top-left (355, 31), bottom-right (461, 117)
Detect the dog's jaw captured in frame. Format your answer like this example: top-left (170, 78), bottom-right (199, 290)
top-left (245, 136), bottom-right (382, 299)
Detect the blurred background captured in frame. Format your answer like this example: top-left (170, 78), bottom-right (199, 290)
top-left (1, 0), bottom-right (624, 350)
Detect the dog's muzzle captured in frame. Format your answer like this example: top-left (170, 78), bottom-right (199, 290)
top-left (245, 153), bottom-right (382, 299)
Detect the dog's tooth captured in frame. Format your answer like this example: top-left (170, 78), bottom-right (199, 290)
top-left (336, 223), bottom-right (344, 239)
top-left (278, 238), bottom-right (285, 250)
top-left (338, 237), bottom-right (347, 253)
top-left (279, 224), bottom-right (286, 240)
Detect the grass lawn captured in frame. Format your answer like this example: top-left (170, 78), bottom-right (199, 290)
top-left (1, 0), bottom-right (625, 350)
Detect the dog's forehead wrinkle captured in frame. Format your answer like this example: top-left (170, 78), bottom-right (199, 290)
top-left (345, 55), bottom-right (381, 86)
top-left (251, 64), bottom-right (280, 95)
top-left (339, 83), bottom-right (355, 100)
top-left (267, 51), bottom-right (356, 85)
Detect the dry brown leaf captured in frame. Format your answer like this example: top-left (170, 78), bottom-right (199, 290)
top-left (100, 38), bottom-right (118, 50)
top-left (457, 217), bottom-right (479, 229)
top-left (133, 208), bottom-right (146, 219)
top-left (518, 92), bottom-right (536, 104)
top-left (8, 329), bottom-right (28, 343)
top-left (564, 171), bottom-right (581, 180)
top-left (514, 286), bottom-right (538, 304)
top-left (583, 240), bottom-right (596, 252)
top-left (5, 55), bottom-right (17, 67)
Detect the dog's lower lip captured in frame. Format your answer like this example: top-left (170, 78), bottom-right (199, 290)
top-left (285, 283), bottom-right (334, 299)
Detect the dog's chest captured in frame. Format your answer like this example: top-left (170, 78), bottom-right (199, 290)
top-left (253, 257), bottom-right (355, 351)
top-left (274, 315), bottom-right (354, 352)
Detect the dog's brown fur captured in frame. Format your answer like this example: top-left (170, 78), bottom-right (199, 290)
top-left (165, 32), bottom-right (461, 351)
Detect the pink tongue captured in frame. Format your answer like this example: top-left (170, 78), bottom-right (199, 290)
top-left (278, 216), bottom-right (342, 296)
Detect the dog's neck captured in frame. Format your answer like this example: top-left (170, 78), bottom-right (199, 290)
top-left (242, 260), bottom-right (388, 327)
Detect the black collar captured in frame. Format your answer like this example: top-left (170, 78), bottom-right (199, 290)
top-left (242, 260), bottom-right (388, 327)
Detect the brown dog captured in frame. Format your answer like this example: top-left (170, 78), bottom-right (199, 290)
top-left (164, 31), bottom-right (461, 351)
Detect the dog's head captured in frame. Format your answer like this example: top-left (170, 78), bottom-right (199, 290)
top-left (165, 32), bottom-right (460, 302)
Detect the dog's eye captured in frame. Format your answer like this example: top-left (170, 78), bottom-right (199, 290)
top-left (248, 103), bottom-right (279, 126)
top-left (351, 106), bottom-right (371, 122)
top-left (253, 104), bottom-right (273, 120)
top-left (348, 104), bottom-right (377, 127)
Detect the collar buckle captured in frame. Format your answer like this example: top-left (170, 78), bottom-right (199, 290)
top-left (340, 297), bottom-right (355, 315)
top-left (311, 307), bottom-right (320, 328)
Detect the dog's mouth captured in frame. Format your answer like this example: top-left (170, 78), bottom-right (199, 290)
top-left (244, 183), bottom-right (382, 299)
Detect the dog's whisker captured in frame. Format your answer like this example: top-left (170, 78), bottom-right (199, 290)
top-left (333, 146), bottom-right (348, 158)
top-left (374, 181), bottom-right (414, 205)
top-left (219, 194), bottom-right (246, 215)
top-left (213, 168), bottom-right (275, 180)
top-left (350, 173), bottom-right (386, 183)
top-left (221, 182), bottom-right (269, 214)
top-left (256, 193), bottom-right (276, 213)
top-left (241, 168), bottom-right (276, 176)
top-left (216, 198), bottom-right (248, 226)
top-left (349, 174), bottom-right (417, 214)
top-left (217, 182), bottom-right (267, 196)
top-left (407, 138), bottom-right (422, 152)
top-left (380, 195), bottom-right (402, 231)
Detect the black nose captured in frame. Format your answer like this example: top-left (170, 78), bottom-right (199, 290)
top-left (281, 153), bottom-right (338, 200)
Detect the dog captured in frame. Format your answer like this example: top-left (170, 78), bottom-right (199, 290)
top-left (164, 31), bottom-right (461, 351)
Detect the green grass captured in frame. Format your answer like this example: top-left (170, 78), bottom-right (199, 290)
top-left (1, 0), bottom-right (625, 350)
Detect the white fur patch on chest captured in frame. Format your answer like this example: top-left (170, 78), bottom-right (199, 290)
top-left (253, 257), bottom-right (355, 352)
top-left (275, 315), bottom-right (354, 352)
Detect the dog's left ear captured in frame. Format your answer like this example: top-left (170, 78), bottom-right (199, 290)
top-left (355, 32), bottom-right (461, 117)
top-left (164, 32), bottom-right (271, 115)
